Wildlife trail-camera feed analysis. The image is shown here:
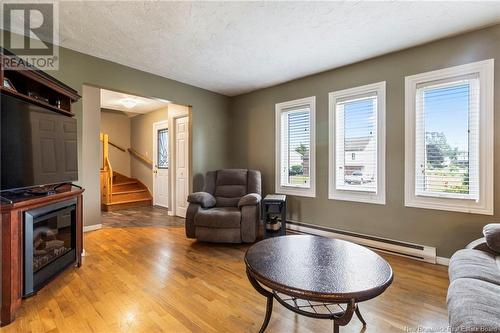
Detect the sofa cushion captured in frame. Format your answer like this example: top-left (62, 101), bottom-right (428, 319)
top-left (214, 169), bottom-right (248, 207)
top-left (216, 169), bottom-right (248, 186)
top-left (447, 278), bottom-right (500, 333)
top-left (215, 185), bottom-right (247, 198)
top-left (194, 207), bottom-right (241, 228)
top-left (466, 237), bottom-right (498, 255)
top-left (215, 184), bottom-right (247, 207)
top-left (484, 224), bottom-right (500, 253)
top-left (449, 249), bottom-right (500, 286)
top-left (195, 226), bottom-right (241, 243)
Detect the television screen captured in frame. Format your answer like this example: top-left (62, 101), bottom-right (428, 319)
top-left (1, 93), bottom-right (78, 191)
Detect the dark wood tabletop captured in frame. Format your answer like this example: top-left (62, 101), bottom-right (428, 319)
top-left (245, 235), bottom-right (393, 303)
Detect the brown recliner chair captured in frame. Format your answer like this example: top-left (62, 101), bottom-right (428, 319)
top-left (186, 169), bottom-right (261, 243)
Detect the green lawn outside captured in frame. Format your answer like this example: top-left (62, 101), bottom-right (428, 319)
top-left (289, 175), bottom-right (309, 185)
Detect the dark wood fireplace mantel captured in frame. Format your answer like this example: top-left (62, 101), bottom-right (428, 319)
top-left (1, 187), bottom-right (84, 326)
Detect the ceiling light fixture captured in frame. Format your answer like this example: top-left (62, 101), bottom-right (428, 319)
top-left (120, 98), bottom-right (138, 109)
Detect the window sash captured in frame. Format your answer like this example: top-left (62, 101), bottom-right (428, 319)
top-left (335, 94), bottom-right (378, 193)
top-left (414, 75), bottom-right (479, 200)
top-left (275, 97), bottom-right (316, 197)
top-left (157, 128), bottom-right (169, 169)
top-left (280, 108), bottom-right (310, 189)
top-left (404, 59), bottom-right (494, 215)
top-left (328, 81), bottom-right (386, 205)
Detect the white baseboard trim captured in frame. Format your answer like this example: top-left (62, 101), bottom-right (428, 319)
top-left (286, 220), bottom-right (438, 264)
top-left (83, 224), bottom-right (102, 232)
top-left (436, 256), bottom-right (450, 266)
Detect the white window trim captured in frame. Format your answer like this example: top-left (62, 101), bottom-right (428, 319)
top-left (275, 96), bottom-right (316, 198)
top-left (405, 59), bottom-right (494, 215)
top-left (328, 81), bottom-right (386, 205)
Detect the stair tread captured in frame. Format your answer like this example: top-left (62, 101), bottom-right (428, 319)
top-left (103, 198), bottom-right (152, 206)
top-left (113, 180), bottom-right (139, 186)
top-left (112, 189), bottom-right (148, 195)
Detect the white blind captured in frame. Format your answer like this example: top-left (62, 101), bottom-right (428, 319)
top-left (335, 93), bottom-right (378, 192)
top-left (280, 107), bottom-right (310, 188)
top-left (414, 74), bottom-right (479, 200)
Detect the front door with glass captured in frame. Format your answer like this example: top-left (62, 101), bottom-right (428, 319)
top-left (153, 121), bottom-right (169, 208)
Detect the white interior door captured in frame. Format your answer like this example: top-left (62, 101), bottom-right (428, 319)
top-left (175, 116), bottom-right (189, 218)
top-left (153, 121), bottom-right (169, 208)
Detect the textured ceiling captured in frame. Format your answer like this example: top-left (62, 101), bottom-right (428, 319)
top-left (22, 2), bottom-right (500, 96)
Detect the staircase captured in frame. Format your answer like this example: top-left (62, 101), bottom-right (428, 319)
top-left (100, 133), bottom-right (153, 212)
top-left (101, 171), bottom-right (152, 211)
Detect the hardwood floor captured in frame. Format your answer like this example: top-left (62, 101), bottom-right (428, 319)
top-left (4, 226), bottom-right (449, 333)
top-left (101, 206), bottom-right (183, 228)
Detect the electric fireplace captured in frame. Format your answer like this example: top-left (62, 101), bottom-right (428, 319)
top-left (24, 199), bottom-right (77, 296)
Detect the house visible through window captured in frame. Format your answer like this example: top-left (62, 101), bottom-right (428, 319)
top-left (416, 78), bottom-right (478, 199)
top-left (405, 59), bottom-right (494, 215)
top-left (336, 95), bottom-right (377, 192)
top-left (275, 96), bottom-right (316, 197)
top-left (329, 82), bottom-right (386, 204)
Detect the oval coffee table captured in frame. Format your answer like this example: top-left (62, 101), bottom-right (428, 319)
top-left (245, 235), bottom-right (393, 332)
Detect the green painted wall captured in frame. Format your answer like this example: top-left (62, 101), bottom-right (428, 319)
top-left (3, 25), bottom-right (500, 256)
top-left (229, 25), bottom-right (500, 257)
top-left (2, 33), bottom-right (231, 227)
top-left (52, 46), bottom-right (231, 191)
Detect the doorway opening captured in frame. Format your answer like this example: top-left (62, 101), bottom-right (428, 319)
top-left (82, 85), bottom-right (191, 228)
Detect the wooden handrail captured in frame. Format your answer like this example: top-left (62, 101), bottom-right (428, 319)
top-left (99, 133), bottom-right (126, 152)
top-left (100, 132), bottom-right (153, 208)
top-left (128, 148), bottom-right (153, 168)
top-left (100, 131), bottom-right (153, 171)
top-left (109, 141), bottom-right (126, 152)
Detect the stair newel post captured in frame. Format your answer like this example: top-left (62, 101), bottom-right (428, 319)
top-left (103, 133), bottom-right (113, 204)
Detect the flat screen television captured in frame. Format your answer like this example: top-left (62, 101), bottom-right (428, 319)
top-left (1, 93), bottom-right (78, 191)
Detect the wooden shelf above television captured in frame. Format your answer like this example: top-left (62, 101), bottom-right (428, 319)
top-left (1, 87), bottom-right (75, 117)
top-left (1, 49), bottom-right (81, 116)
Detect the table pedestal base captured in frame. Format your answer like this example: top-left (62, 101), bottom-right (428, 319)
top-left (247, 270), bottom-right (367, 332)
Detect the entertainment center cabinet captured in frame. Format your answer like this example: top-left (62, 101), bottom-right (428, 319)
top-left (1, 188), bottom-right (84, 326)
top-left (1, 49), bottom-right (83, 326)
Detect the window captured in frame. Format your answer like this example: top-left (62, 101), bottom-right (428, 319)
top-left (275, 96), bottom-right (316, 197)
top-left (329, 82), bottom-right (386, 204)
top-left (405, 60), bottom-right (494, 214)
top-left (157, 128), bottom-right (168, 168)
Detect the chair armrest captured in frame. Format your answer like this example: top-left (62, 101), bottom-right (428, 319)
top-left (185, 203), bottom-right (200, 238)
top-left (238, 193), bottom-right (261, 208)
top-left (483, 224), bottom-right (500, 253)
top-left (187, 192), bottom-right (216, 208)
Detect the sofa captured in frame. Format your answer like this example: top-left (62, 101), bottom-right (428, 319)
top-left (185, 169), bottom-right (261, 243)
top-left (447, 224), bottom-right (500, 332)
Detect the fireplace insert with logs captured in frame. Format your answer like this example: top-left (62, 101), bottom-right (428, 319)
top-left (23, 199), bottom-right (77, 296)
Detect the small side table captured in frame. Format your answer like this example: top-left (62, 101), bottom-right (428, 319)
top-left (262, 194), bottom-right (287, 238)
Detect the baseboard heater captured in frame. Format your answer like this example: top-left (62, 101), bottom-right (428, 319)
top-left (286, 220), bottom-right (437, 264)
